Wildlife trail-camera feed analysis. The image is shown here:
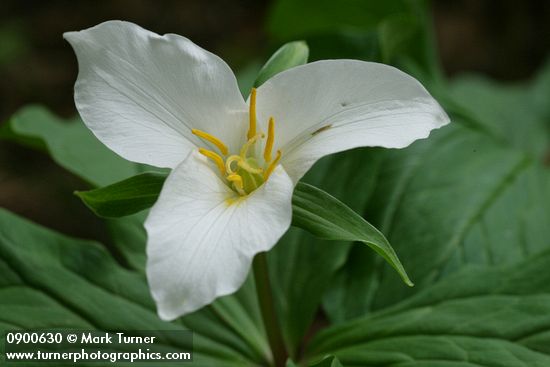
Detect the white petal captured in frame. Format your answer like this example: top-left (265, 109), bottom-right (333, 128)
top-left (255, 60), bottom-right (450, 182)
top-left (64, 21), bottom-right (247, 168)
top-left (145, 152), bottom-right (293, 320)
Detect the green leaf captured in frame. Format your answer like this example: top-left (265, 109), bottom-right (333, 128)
top-left (269, 149), bottom-right (382, 357)
top-left (105, 212), bottom-right (148, 271)
top-left (306, 248), bottom-right (550, 366)
top-left (269, 230), bottom-right (350, 360)
top-left (254, 41), bottom-right (309, 87)
top-left (323, 65), bottom-right (550, 322)
top-left (292, 182), bottom-right (412, 287)
top-left (0, 106), bottom-right (158, 270)
top-left (310, 355), bottom-right (343, 367)
top-left (0, 207), bottom-right (269, 366)
top-left (327, 124), bottom-right (550, 320)
top-left (0, 105), bottom-right (142, 187)
top-left (322, 244), bottom-right (379, 324)
top-left (447, 61), bottom-right (550, 158)
top-left (75, 172), bottom-right (166, 218)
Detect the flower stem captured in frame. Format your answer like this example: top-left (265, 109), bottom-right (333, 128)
top-left (253, 252), bottom-right (287, 367)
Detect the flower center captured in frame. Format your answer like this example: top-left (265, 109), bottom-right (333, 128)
top-left (192, 88), bottom-right (282, 196)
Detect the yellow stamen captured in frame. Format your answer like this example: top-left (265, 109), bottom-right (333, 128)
top-left (192, 129), bottom-right (228, 155)
top-left (199, 148), bottom-right (226, 176)
top-left (264, 117), bottom-right (275, 162)
top-left (227, 174), bottom-right (246, 196)
top-left (263, 150), bottom-right (282, 180)
top-left (247, 88), bottom-right (257, 140)
top-left (240, 133), bottom-right (264, 158)
top-left (238, 159), bottom-right (263, 174)
top-left (195, 88), bottom-right (283, 197)
top-left (226, 155), bottom-right (242, 175)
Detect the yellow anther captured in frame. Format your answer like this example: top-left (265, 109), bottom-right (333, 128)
top-left (199, 148), bottom-right (226, 176)
top-left (264, 117), bottom-right (275, 163)
top-left (192, 129), bottom-right (228, 155)
top-left (247, 88), bottom-right (257, 140)
top-left (263, 150), bottom-right (282, 180)
top-left (227, 174), bottom-right (246, 196)
top-left (226, 155), bottom-right (242, 175)
top-left (240, 133), bottom-right (264, 158)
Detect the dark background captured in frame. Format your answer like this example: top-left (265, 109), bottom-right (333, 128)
top-left (1, 0), bottom-right (549, 241)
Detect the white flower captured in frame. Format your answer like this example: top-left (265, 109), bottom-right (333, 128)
top-left (64, 21), bottom-right (449, 321)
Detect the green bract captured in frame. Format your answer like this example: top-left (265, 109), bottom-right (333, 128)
top-left (254, 41), bottom-right (309, 87)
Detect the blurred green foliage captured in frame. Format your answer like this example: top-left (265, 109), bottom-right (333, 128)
top-left (267, 0), bottom-right (440, 79)
top-left (0, 22), bottom-right (29, 66)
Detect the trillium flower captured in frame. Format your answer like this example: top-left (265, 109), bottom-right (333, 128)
top-left (64, 21), bottom-right (449, 321)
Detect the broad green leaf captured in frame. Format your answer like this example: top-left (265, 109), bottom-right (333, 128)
top-left (0, 105), bottom-right (157, 270)
top-left (323, 65), bottom-right (550, 322)
top-left (322, 244), bottom-right (380, 323)
top-left (182, 276), bottom-right (271, 365)
top-left (254, 41), bottom-right (309, 87)
top-left (269, 228), bottom-right (350, 359)
top-left (327, 124), bottom-right (550, 321)
top-left (105, 212), bottom-right (148, 271)
top-left (269, 149), bottom-right (382, 357)
top-left (0, 208), bottom-right (268, 366)
top-left (306, 248), bottom-right (550, 366)
top-left (209, 280), bottom-right (270, 363)
top-left (448, 61), bottom-right (550, 157)
top-left (0, 105), bottom-right (141, 187)
top-left (293, 182), bottom-right (412, 287)
top-left (76, 172), bottom-right (166, 218)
